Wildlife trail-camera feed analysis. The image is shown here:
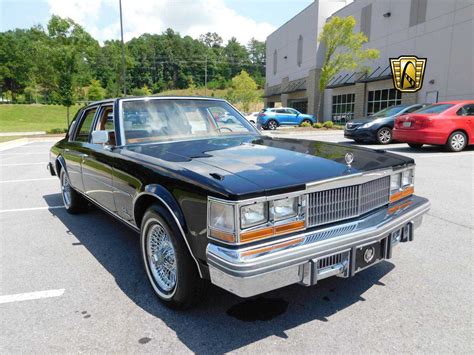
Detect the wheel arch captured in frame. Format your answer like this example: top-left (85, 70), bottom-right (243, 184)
top-left (55, 155), bottom-right (68, 178)
top-left (447, 129), bottom-right (469, 144)
top-left (133, 185), bottom-right (203, 278)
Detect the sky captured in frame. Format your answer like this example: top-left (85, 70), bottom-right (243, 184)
top-left (0, 0), bottom-right (314, 44)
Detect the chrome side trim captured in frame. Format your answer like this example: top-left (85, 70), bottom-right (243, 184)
top-left (133, 192), bottom-right (203, 278)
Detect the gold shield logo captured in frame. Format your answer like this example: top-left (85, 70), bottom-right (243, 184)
top-left (390, 56), bottom-right (427, 93)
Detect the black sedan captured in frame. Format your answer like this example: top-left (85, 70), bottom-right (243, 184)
top-left (48, 97), bottom-right (430, 309)
top-left (344, 104), bottom-right (427, 144)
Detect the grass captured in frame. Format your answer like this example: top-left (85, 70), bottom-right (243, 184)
top-left (0, 104), bottom-right (82, 132)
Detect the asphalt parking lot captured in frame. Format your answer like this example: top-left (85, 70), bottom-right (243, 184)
top-left (1, 132), bottom-right (473, 353)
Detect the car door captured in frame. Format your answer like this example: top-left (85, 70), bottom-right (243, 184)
top-left (456, 104), bottom-right (474, 143)
top-left (81, 104), bottom-right (117, 212)
top-left (64, 107), bottom-right (98, 192)
top-left (275, 109), bottom-right (288, 124)
top-left (286, 108), bottom-right (300, 124)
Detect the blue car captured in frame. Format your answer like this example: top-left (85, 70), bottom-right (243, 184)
top-left (257, 107), bottom-right (316, 130)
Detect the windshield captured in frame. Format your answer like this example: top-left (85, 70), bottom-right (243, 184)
top-left (414, 103), bottom-right (454, 114)
top-left (121, 99), bottom-right (258, 144)
top-left (371, 105), bottom-right (407, 118)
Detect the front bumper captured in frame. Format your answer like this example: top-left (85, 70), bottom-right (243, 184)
top-left (207, 195), bottom-right (430, 298)
top-left (344, 128), bottom-right (376, 141)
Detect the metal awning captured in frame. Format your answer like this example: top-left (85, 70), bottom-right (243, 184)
top-left (327, 65), bottom-right (393, 89)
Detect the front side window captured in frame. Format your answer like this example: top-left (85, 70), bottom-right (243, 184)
top-left (93, 105), bottom-right (116, 145)
top-left (372, 105), bottom-right (407, 118)
top-left (73, 108), bottom-right (97, 142)
top-left (121, 99), bottom-right (257, 144)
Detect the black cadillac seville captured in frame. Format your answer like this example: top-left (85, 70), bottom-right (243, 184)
top-left (48, 97), bottom-right (430, 309)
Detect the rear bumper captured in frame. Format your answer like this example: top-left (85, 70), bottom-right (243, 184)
top-left (207, 195), bottom-right (430, 298)
top-left (393, 129), bottom-right (447, 145)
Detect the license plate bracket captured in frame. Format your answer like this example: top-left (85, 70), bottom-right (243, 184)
top-left (354, 239), bottom-right (385, 272)
top-left (403, 121), bottom-right (412, 127)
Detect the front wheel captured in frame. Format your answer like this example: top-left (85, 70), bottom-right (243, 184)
top-left (446, 131), bottom-right (467, 152)
top-left (266, 119), bottom-right (278, 130)
top-left (376, 127), bottom-right (392, 144)
top-left (141, 205), bottom-right (205, 309)
top-left (60, 169), bottom-right (87, 214)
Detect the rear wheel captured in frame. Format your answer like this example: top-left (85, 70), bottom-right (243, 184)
top-left (60, 169), bottom-right (87, 214)
top-left (376, 127), bottom-right (392, 144)
top-left (141, 205), bottom-right (205, 309)
top-left (446, 131), bottom-right (467, 152)
top-left (267, 119), bottom-right (278, 130)
top-left (408, 143), bottom-right (423, 149)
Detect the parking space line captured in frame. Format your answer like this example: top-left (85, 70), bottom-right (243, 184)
top-left (0, 178), bottom-right (56, 184)
top-left (0, 206), bottom-right (64, 213)
top-left (0, 289), bottom-right (65, 304)
top-left (0, 162), bottom-right (48, 166)
top-left (0, 152), bottom-right (48, 156)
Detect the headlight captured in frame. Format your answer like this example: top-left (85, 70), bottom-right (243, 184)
top-left (361, 121), bottom-right (376, 128)
top-left (402, 169), bottom-right (414, 186)
top-left (209, 201), bottom-right (234, 231)
top-left (241, 202), bottom-right (268, 228)
top-left (271, 197), bottom-right (298, 221)
top-left (390, 167), bottom-right (415, 203)
top-left (390, 173), bottom-right (402, 192)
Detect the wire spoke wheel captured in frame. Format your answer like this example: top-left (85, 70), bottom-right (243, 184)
top-left (146, 222), bottom-right (177, 293)
top-left (61, 173), bottom-right (72, 208)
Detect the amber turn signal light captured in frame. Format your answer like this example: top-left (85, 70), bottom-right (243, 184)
top-left (240, 220), bottom-right (305, 243)
top-left (390, 186), bottom-right (414, 203)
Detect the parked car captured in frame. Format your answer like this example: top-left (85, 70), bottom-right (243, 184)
top-left (393, 101), bottom-right (474, 152)
top-left (344, 104), bottom-right (428, 144)
top-left (48, 96), bottom-right (430, 309)
top-left (245, 111), bottom-right (259, 124)
top-left (257, 107), bottom-right (316, 130)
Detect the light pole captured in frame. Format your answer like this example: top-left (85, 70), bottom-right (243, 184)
top-left (119, 0), bottom-right (126, 96)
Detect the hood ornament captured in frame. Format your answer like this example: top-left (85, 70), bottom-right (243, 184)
top-left (345, 152), bottom-right (354, 168)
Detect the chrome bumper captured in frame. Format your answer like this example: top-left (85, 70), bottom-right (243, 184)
top-left (206, 195), bottom-right (430, 298)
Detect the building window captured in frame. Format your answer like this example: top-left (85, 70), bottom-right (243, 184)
top-left (360, 4), bottom-right (372, 40)
top-left (297, 35), bottom-right (303, 67)
top-left (273, 50), bottom-right (277, 75)
top-left (367, 89), bottom-right (402, 115)
top-left (332, 93), bottom-right (355, 123)
top-left (409, 0), bottom-right (427, 27)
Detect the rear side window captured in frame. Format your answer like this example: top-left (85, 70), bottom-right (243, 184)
top-left (74, 108), bottom-right (97, 142)
top-left (416, 104), bottom-right (453, 114)
top-left (276, 109), bottom-right (286, 114)
top-left (457, 104), bottom-right (474, 116)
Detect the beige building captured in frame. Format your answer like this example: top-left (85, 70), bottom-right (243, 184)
top-left (265, 0), bottom-right (474, 122)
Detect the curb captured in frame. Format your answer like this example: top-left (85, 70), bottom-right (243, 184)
top-left (0, 136), bottom-right (62, 152)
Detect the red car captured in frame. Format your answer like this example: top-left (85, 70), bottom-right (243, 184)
top-left (393, 100), bottom-right (474, 152)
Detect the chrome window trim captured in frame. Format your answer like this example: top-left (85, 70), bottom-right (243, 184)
top-left (207, 164), bottom-right (415, 246)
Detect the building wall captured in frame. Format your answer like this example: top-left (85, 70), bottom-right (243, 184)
top-left (330, 0), bottom-right (474, 102)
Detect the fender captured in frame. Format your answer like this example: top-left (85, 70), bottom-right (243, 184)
top-left (55, 155), bottom-right (68, 179)
top-left (133, 184), bottom-right (203, 277)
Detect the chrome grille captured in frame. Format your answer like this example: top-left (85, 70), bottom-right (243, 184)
top-left (307, 176), bottom-right (390, 227)
top-left (317, 252), bottom-right (344, 269)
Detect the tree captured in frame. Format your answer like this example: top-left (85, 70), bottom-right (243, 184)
top-left (87, 79), bottom-right (105, 101)
top-left (317, 16), bottom-right (379, 120)
top-left (227, 70), bottom-right (258, 112)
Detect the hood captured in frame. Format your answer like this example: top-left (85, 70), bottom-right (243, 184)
top-left (125, 135), bottom-right (412, 199)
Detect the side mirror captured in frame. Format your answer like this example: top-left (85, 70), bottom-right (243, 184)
top-left (91, 130), bottom-right (110, 145)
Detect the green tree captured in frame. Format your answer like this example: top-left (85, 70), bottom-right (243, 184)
top-left (87, 79), bottom-right (106, 101)
top-left (227, 70), bottom-right (258, 112)
top-left (317, 16), bottom-right (379, 120)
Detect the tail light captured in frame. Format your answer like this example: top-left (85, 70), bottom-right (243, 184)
top-left (396, 115), bottom-right (433, 129)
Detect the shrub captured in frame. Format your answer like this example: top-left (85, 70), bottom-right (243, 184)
top-left (46, 128), bottom-right (68, 134)
top-left (300, 121), bottom-right (312, 127)
top-left (322, 121), bottom-right (334, 129)
top-left (313, 122), bottom-right (323, 129)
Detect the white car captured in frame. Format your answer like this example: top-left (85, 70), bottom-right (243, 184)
top-left (245, 112), bottom-right (259, 124)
